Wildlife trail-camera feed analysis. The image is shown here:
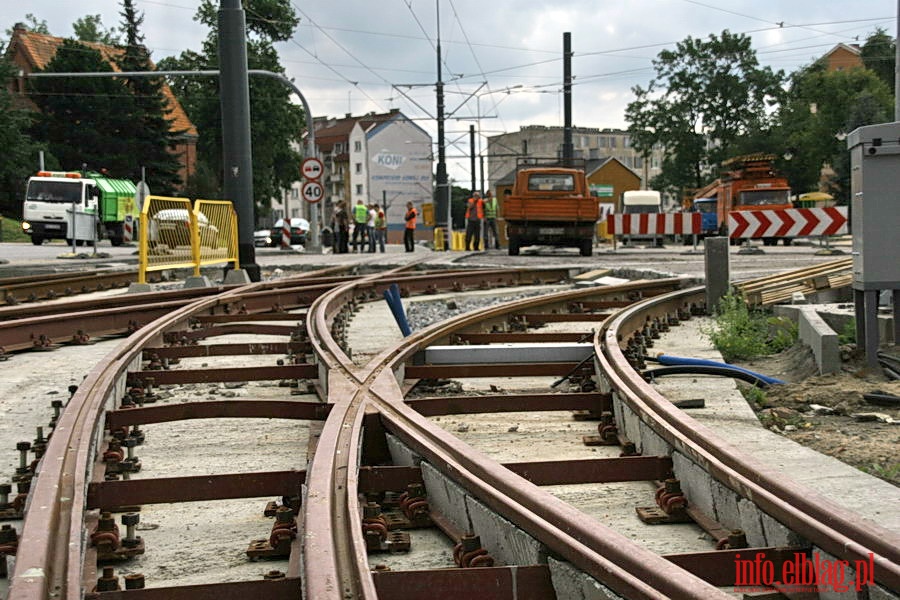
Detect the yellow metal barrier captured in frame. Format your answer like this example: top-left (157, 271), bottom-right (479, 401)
top-left (138, 196), bottom-right (239, 284)
top-left (433, 227), bottom-right (445, 251)
top-left (421, 203), bottom-right (435, 227)
top-left (432, 228), bottom-right (485, 251)
top-left (139, 196), bottom-right (196, 283)
top-left (195, 199), bottom-right (239, 270)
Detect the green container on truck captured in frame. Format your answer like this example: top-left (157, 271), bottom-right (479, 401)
top-left (22, 170), bottom-right (140, 246)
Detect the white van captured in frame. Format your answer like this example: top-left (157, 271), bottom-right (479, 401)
top-left (621, 190), bottom-right (662, 246)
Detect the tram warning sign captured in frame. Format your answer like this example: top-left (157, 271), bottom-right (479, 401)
top-left (301, 157), bottom-right (324, 180)
top-left (301, 180), bottom-right (324, 204)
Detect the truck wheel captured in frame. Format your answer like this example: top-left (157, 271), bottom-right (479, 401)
top-left (31, 236), bottom-right (44, 246)
top-left (508, 238), bottom-right (520, 256)
top-left (579, 239), bottom-right (593, 257)
top-left (110, 237), bottom-right (124, 247)
top-left (782, 238), bottom-right (792, 246)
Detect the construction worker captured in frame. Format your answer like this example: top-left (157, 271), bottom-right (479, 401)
top-left (351, 198), bottom-right (368, 252)
top-left (483, 189), bottom-right (499, 249)
top-left (373, 203), bottom-right (386, 253)
top-left (464, 191), bottom-right (484, 251)
top-left (404, 202), bottom-right (417, 252)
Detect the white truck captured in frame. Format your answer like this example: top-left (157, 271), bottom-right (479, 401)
top-left (22, 170), bottom-right (140, 246)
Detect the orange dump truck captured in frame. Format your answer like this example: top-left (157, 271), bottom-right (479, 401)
top-left (691, 153), bottom-right (793, 245)
top-left (503, 160), bottom-right (598, 256)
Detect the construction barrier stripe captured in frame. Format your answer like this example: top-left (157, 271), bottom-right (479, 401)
top-left (606, 212), bottom-right (702, 235)
top-left (727, 206), bottom-right (848, 239)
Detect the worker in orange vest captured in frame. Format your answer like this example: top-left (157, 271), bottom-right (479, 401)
top-left (404, 202), bottom-right (418, 252)
top-left (464, 191), bottom-right (484, 251)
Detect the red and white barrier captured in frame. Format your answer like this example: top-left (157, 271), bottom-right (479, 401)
top-left (728, 206), bottom-right (848, 239)
top-left (606, 212), bottom-right (702, 235)
top-left (123, 215), bottom-right (134, 243)
top-left (281, 223), bottom-right (291, 249)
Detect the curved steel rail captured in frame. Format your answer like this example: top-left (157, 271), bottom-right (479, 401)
top-left (8, 267), bottom-right (897, 598)
top-left (305, 276), bottom-right (729, 599)
top-left (596, 285), bottom-right (900, 591)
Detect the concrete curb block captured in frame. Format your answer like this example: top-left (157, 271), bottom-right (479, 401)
top-left (773, 305), bottom-right (840, 374)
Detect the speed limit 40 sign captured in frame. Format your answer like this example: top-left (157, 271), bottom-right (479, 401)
top-left (301, 180), bottom-right (324, 204)
top-left (301, 157), bottom-right (324, 180)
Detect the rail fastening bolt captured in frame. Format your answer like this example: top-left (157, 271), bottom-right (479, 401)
top-left (121, 513), bottom-right (140, 548)
top-left (96, 567), bottom-right (119, 592)
top-left (263, 570), bottom-right (286, 580)
top-left (664, 478), bottom-right (682, 495)
top-left (0, 483), bottom-right (11, 507)
top-left (363, 502), bottom-right (381, 519)
top-left (124, 573), bottom-right (145, 589)
top-left (16, 442), bottom-right (31, 471)
top-left (460, 533), bottom-right (481, 553)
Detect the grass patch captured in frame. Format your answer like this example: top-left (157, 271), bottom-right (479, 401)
top-left (705, 292), bottom-right (797, 362)
top-left (740, 384), bottom-right (768, 409)
top-left (859, 462), bottom-right (900, 485)
top-left (838, 318), bottom-right (856, 345)
top-left (0, 216), bottom-right (30, 243)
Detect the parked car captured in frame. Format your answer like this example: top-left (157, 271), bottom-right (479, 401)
top-left (269, 218), bottom-right (310, 247)
top-left (149, 208), bottom-right (219, 249)
top-left (254, 230), bottom-right (272, 247)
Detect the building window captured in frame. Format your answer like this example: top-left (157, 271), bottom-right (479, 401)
top-left (356, 184), bottom-right (363, 195)
top-left (355, 163), bottom-right (362, 174)
top-left (609, 137), bottom-right (617, 148)
top-left (334, 143), bottom-right (343, 154)
top-left (291, 188), bottom-right (299, 199)
top-left (634, 156), bottom-right (643, 169)
top-left (522, 140), bottom-right (528, 155)
top-left (354, 141), bottom-right (361, 152)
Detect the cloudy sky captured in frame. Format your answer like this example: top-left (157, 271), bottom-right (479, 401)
top-left (3, 1), bottom-right (896, 183)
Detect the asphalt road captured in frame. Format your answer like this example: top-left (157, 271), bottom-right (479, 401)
top-left (0, 237), bottom-right (851, 282)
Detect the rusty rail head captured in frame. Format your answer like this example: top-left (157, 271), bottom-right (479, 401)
top-left (596, 285), bottom-right (900, 591)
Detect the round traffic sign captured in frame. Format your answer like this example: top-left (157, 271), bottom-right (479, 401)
top-left (301, 157), bottom-right (324, 180)
top-left (301, 180), bottom-right (324, 204)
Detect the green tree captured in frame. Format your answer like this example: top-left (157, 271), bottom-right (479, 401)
top-left (0, 58), bottom-right (48, 216)
top-left (73, 14), bottom-right (121, 44)
top-left (114, 0), bottom-right (183, 195)
top-left (158, 0), bottom-right (304, 215)
top-left (28, 39), bottom-right (136, 176)
top-left (777, 64), bottom-right (892, 203)
top-left (860, 28), bottom-right (896, 93)
top-left (626, 30), bottom-right (784, 197)
top-left (4, 14), bottom-right (49, 38)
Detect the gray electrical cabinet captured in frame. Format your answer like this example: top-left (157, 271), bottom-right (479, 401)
top-left (847, 121), bottom-right (900, 289)
top-left (846, 121), bottom-right (900, 366)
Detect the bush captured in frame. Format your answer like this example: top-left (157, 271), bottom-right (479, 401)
top-left (706, 292), bottom-right (797, 361)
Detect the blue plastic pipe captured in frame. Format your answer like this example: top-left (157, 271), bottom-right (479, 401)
top-left (654, 354), bottom-right (785, 385)
top-left (383, 283), bottom-right (411, 337)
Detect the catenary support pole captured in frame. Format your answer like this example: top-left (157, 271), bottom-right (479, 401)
top-left (218, 0), bottom-right (259, 281)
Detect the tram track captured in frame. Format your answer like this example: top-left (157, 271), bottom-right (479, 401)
top-left (0, 261), bottom-right (896, 599)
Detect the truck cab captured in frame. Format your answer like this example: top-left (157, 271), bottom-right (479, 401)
top-left (22, 171), bottom-right (137, 246)
top-left (690, 197), bottom-right (719, 237)
top-left (503, 159), bottom-right (599, 256)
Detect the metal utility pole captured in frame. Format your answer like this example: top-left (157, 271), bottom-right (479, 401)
top-left (469, 125), bottom-right (477, 193)
top-left (218, 0), bottom-right (259, 281)
top-left (896, 0), bottom-right (899, 119)
top-left (435, 0), bottom-right (450, 249)
top-left (562, 32), bottom-right (574, 166)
